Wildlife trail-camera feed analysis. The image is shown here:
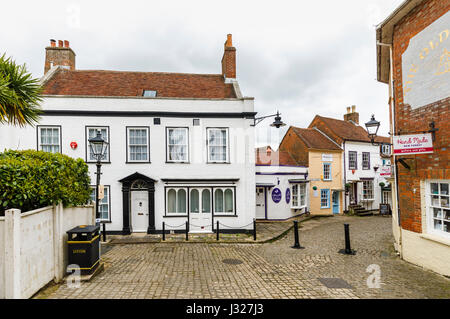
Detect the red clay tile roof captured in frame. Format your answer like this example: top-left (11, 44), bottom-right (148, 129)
top-left (292, 127), bottom-right (342, 150)
top-left (255, 148), bottom-right (299, 166)
top-left (310, 115), bottom-right (390, 143)
top-left (42, 69), bottom-right (237, 98)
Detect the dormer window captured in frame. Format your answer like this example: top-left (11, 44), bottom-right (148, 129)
top-left (142, 90), bottom-right (157, 97)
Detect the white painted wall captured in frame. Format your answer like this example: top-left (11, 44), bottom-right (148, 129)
top-left (0, 204), bottom-right (94, 299)
top-left (0, 217), bottom-right (4, 299)
top-left (344, 141), bottom-right (389, 210)
top-left (0, 96), bottom-right (255, 232)
top-left (255, 165), bottom-right (309, 220)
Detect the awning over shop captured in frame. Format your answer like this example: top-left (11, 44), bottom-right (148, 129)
top-left (288, 179), bottom-right (310, 183)
top-left (256, 183), bottom-right (276, 187)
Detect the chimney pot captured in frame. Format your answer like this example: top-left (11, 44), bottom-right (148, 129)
top-left (50, 39), bottom-right (56, 47)
top-left (352, 105), bottom-right (356, 113)
top-left (58, 40), bottom-right (63, 47)
top-left (226, 34), bottom-right (232, 47)
top-left (64, 40), bottom-right (69, 48)
top-left (346, 106), bottom-right (351, 114)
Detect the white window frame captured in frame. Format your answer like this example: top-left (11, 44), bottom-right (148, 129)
top-left (427, 180), bottom-right (450, 238)
top-left (165, 187), bottom-right (188, 215)
top-left (38, 125), bottom-right (61, 153)
top-left (362, 152), bottom-right (370, 170)
top-left (86, 126), bottom-right (110, 162)
top-left (127, 127), bottom-right (150, 163)
top-left (323, 163), bottom-right (332, 181)
top-left (213, 187), bottom-right (235, 215)
top-left (207, 128), bottom-right (229, 163)
top-left (166, 127), bottom-right (189, 163)
top-left (90, 185), bottom-right (110, 222)
top-left (362, 180), bottom-right (374, 200)
top-left (348, 151), bottom-right (357, 170)
top-left (320, 189), bottom-right (330, 209)
top-left (291, 183), bottom-right (306, 209)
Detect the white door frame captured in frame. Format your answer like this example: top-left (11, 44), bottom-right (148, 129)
top-left (131, 190), bottom-right (149, 232)
top-left (189, 188), bottom-right (213, 233)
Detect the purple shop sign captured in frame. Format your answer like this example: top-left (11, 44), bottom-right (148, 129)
top-left (286, 188), bottom-right (291, 204)
top-left (272, 188), bottom-right (282, 203)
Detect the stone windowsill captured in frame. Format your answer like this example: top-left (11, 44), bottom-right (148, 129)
top-left (420, 233), bottom-right (450, 247)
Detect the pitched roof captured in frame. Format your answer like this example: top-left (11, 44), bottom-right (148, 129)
top-left (255, 148), bottom-right (299, 166)
top-left (291, 127), bottom-right (342, 151)
top-left (42, 69), bottom-right (237, 99)
top-left (310, 115), bottom-right (390, 144)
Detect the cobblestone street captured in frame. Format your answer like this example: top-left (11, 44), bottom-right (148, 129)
top-left (38, 216), bottom-right (450, 299)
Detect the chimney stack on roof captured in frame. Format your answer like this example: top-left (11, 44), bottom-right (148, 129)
top-left (44, 39), bottom-right (76, 74)
top-left (221, 34), bottom-right (236, 80)
top-left (344, 105), bottom-right (359, 124)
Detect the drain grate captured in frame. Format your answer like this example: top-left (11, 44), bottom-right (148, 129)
top-left (153, 247), bottom-right (174, 252)
top-left (318, 278), bottom-right (353, 289)
top-left (222, 258), bottom-right (243, 265)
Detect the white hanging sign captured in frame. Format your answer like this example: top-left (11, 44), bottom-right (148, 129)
top-left (393, 133), bottom-right (433, 155)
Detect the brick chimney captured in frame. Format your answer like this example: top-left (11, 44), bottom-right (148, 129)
top-left (344, 105), bottom-right (359, 124)
top-left (221, 34), bottom-right (236, 80)
top-left (44, 39), bottom-right (76, 74)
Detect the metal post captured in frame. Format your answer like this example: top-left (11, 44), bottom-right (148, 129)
top-left (102, 223), bottom-right (106, 242)
top-left (339, 223), bottom-right (356, 255)
top-left (162, 222), bottom-right (165, 241)
top-left (291, 220), bottom-right (304, 249)
top-left (253, 218), bottom-right (256, 241)
top-left (95, 161), bottom-right (101, 223)
top-left (216, 221), bottom-right (219, 241)
top-left (344, 223), bottom-right (351, 253)
top-left (185, 221), bottom-right (189, 241)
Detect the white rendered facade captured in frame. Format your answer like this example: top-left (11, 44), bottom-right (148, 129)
top-left (343, 141), bottom-right (391, 211)
top-left (0, 95), bottom-right (256, 234)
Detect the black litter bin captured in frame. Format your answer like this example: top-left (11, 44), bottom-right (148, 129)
top-left (67, 225), bottom-right (100, 275)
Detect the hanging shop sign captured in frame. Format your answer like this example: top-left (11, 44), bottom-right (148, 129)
top-left (393, 133), bottom-right (433, 155)
top-left (272, 188), bottom-right (282, 203)
top-left (379, 166), bottom-right (391, 178)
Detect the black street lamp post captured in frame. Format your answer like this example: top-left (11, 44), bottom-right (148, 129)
top-left (252, 110), bottom-right (286, 128)
top-left (88, 130), bottom-right (109, 241)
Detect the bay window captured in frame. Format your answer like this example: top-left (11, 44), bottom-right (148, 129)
top-left (428, 181), bottom-right (450, 237)
top-left (291, 183), bottom-right (306, 208)
top-left (362, 180), bottom-right (374, 200)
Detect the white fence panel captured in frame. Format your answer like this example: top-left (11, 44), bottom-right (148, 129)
top-left (0, 217), bottom-right (5, 299)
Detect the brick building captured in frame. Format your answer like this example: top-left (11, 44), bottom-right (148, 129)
top-left (376, 0), bottom-right (449, 276)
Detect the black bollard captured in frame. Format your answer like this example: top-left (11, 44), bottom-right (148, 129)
top-left (253, 219), bottom-right (257, 241)
top-left (291, 220), bottom-right (305, 249)
top-left (162, 222), bottom-right (165, 241)
top-left (186, 221), bottom-right (189, 241)
top-left (102, 223), bottom-right (106, 242)
top-left (339, 223), bottom-right (356, 255)
top-left (216, 221), bottom-right (220, 241)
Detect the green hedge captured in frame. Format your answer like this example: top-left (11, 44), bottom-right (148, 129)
top-left (0, 150), bottom-right (91, 213)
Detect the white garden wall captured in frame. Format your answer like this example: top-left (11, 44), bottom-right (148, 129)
top-left (0, 217), bottom-right (5, 299)
top-left (0, 203), bottom-right (94, 299)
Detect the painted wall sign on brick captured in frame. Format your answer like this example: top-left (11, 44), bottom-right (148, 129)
top-left (402, 11), bottom-right (450, 109)
top-left (393, 133), bottom-right (433, 155)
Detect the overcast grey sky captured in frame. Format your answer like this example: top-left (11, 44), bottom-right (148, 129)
top-left (0, 0), bottom-right (404, 148)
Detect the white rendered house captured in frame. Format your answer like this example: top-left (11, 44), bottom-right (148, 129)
top-left (255, 147), bottom-right (309, 220)
top-left (0, 35), bottom-right (257, 234)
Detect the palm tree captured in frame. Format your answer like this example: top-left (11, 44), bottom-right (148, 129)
top-left (0, 54), bottom-right (42, 127)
